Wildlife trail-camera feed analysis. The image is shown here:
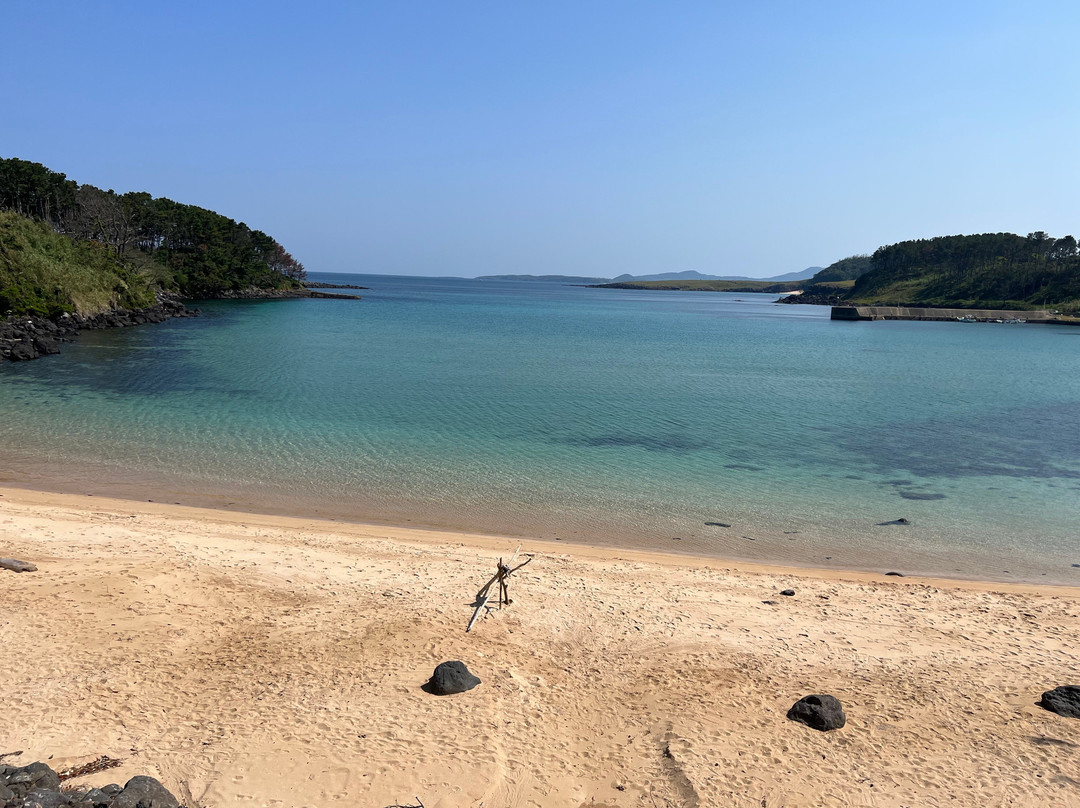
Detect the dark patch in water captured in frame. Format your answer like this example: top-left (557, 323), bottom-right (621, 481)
top-left (898, 491), bottom-right (946, 501)
top-left (704, 521), bottom-right (731, 528)
top-left (724, 463), bottom-right (764, 471)
top-left (565, 434), bottom-right (712, 453)
top-left (827, 402), bottom-right (1080, 481)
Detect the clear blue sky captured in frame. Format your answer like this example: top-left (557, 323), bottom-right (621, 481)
top-left (2, 1), bottom-right (1078, 277)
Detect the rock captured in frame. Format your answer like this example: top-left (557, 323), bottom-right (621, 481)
top-left (780, 589), bottom-right (795, 596)
top-left (0, 782), bottom-right (13, 804)
top-left (1, 762), bottom-right (60, 799)
top-left (111, 775), bottom-right (180, 808)
top-left (1040, 686), bottom-right (1080, 719)
top-left (885, 571), bottom-right (905, 577)
top-left (876, 518), bottom-right (910, 526)
top-left (704, 521), bottom-right (731, 528)
top-left (8, 341), bottom-right (39, 361)
top-left (787, 694), bottom-right (846, 731)
top-left (21, 788), bottom-right (73, 808)
top-left (81, 787), bottom-right (117, 808)
top-left (426, 661), bottom-right (481, 695)
top-left (0, 558), bottom-right (38, 573)
top-left (32, 336), bottom-right (60, 355)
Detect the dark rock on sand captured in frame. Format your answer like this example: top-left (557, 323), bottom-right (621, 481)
top-left (111, 775), bottom-right (180, 808)
top-left (0, 764), bottom-right (179, 808)
top-left (1, 761), bottom-right (60, 800)
top-left (787, 694), bottom-right (846, 731)
top-left (780, 589), bottom-right (795, 596)
top-left (885, 571), bottom-right (905, 577)
top-left (426, 661), bottom-right (481, 695)
top-left (1040, 686), bottom-right (1080, 719)
top-left (0, 558), bottom-right (37, 573)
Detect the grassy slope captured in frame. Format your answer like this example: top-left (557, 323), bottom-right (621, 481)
top-left (0, 210), bottom-right (158, 316)
top-left (846, 266), bottom-right (1080, 311)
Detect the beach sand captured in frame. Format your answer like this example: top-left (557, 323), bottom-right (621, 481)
top-left (1, 486), bottom-right (1078, 807)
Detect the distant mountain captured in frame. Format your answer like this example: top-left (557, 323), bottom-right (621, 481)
top-left (610, 270), bottom-right (722, 282)
top-left (477, 267), bottom-right (824, 283)
top-left (474, 274), bottom-right (613, 283)
top-left (758, 267), bottom-right (824, 282)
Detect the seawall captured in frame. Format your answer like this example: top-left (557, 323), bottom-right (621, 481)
top-left (831, 306), bottom-right (1054, 322)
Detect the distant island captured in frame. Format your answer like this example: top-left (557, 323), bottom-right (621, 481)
top-left (477, 267), bottom-right (823, 284)
top-left (596, 234), bottom-right (1080, 312)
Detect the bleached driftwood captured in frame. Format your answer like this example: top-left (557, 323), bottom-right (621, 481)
top-left (466, 546), bottom-right (533, 632)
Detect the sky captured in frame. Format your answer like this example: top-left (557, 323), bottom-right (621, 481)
top-left (2, 1), bottom-right (1079, 278)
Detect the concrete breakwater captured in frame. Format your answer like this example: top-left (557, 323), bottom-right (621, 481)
top-left (831, 306), bottom-right (1059, 322)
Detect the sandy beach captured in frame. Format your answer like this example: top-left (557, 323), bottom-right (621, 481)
top-left (1, 485), bottom-right (1078, 808)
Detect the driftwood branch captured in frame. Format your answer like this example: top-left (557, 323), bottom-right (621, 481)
top-left (58, 755), bottom-right (124, 781)
top-left (466, 548), bottom-right (533, 632)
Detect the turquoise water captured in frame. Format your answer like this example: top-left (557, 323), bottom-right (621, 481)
top-left (2, 273), bottom-right (1079, 582)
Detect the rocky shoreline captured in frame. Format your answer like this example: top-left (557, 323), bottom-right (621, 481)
top-left (1, 294), bottom-right (198, 363)
top-left (1, 285), bottom-right (365, 364)
top-left (0, 760), bottom-right (181, 808)
top-left (775, 291), bottom-right (847, 305)
top-left (303, 281), bottom-right (369, 290)
top-left (213, 286), bottom-right (363, 301)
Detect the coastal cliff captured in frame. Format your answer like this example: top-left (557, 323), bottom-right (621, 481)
top-left (0, 157), bottom-right (333, 362)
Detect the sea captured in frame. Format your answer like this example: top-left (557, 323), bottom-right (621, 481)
top-left (2, 272), bottom-right (1079, 583)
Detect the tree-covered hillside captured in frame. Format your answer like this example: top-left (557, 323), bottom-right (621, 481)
top-left (0, 157), bottom-right (306, 315)
top-left (849, 232), bottom-right (1080, 310)
top-left (809, 255), bottom-right (871, 284)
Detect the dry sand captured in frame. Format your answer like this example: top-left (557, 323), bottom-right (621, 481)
top-left (1, 485), bottom-right (1078, 808)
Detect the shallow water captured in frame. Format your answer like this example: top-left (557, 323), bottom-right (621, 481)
top-left (2, 273), bottom-right (1079, 582)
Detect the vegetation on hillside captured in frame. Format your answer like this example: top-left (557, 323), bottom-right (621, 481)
top-left (0, 211), bottom-right (157, 317)
top-left (848, 232), bottom-right (1080, 310)
top-left (809, 255), bottom-right (871, 284)
top-left (0, 157), bottom-right (306, 315)
top-left (599, 234), bottom-right (1080, 312)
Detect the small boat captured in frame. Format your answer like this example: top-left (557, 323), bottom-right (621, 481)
top-left (956, 316), bottom-right (977, 323)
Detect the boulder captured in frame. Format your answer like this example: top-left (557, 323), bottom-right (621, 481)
top-left (0, 558), bottom-right (38, 573)
top-left (32, 336), bottom-right (60, 355)
top-left (787, 694), bottom-right (846, 731)
top-left (8, 341), bottom-right (39, 361)
top-left (20, 788), bottom-right (72, 808)
top-left (1040, 686), bottom-right (1080, 719)
top-left (427, 661), bottom-right (481, 695)
top-left (780, 589), bottom-right (795, 597)
top-left (111, 775), bottom-right (180, 808)
top-left (1, 762), bottom-right (60, 799)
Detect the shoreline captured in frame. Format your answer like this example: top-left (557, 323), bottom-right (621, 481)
top-left (2, 483), bottom-right (1076, 596)
top-left (2, 483), bottom-right (1079, 806)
